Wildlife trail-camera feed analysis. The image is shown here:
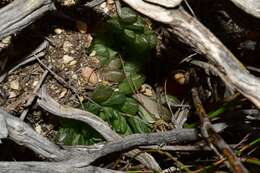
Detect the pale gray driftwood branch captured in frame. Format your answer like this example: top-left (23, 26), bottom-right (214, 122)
top-left (0, 106), bottom-right (199, 172)
top-left (229, 0), bottom-right (260, 19)
top-left (0, 113), bottom-right (8, 142)
top-left (70, 128), bottom-right (198, 167)
top-left (143, 0), bottom-right (183, 8)
top-left (0, 0), bottom-right (55, 40)
top-left (0, 162), bottom-right (122, 173)
top-left (0, 126), bottom-right (198, 172)
top-left (37, 87), bottom-right (161, 170)
top-left (0, 108), bottom-right (69, 161)
top-left (121, 0), bottom-right (260, 109)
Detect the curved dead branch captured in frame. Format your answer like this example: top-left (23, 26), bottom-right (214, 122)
top-left (0, 108), bottom-right (68, 161)
top-left (0, 0), bottom-right (55, 40)
top-left (192, 88), bottom-right (248, 173)
top-left (37, 88), bottom-right (161, 171)
top-left (229, 0), bottom-right (260, 19)
top-left (0, 107), bottom-right (199, 172)
top-left (122, 0), bottom-right (260, 109)
top-left (0, 162), bottom-right (122, 173)
top-left (143, 0), bottom-right (183, 8)
top-left (0, 113), bottom-right (8, 141)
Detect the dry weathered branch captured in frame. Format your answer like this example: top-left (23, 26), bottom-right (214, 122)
top-left (0, 124), bottom-right (198, 172)
top-left (0, 108), bottom-right (69, 161)
top-left (70, 128), bottom-right (199, 167)
top-left (85, 0), bottom-right (105, 8)
top-left (0, 162), bottom-right (122, 173)
top-left (229, 0), bottom-right (260, 19)
top-left (0, 113), bottom-right (8, 141)
top-left (192, 88), bottom-right (249, 173)
top-left (37, 87), bottom-right (161, 170)
top-left (0, 40), bottom-right (48, 83)
top-left (140, 144), bottom-right (214, 152)
top-left (0, 106), bottom-right (199, 172)
top-left (143, 0), bottom-right (183, 8)
top-left (0, 0), bottom-right (55, 40)
top-left (37, 87), bottom-right (119, 140)
top-left (20, 69), bottom-right (49, 120)
top-left (121, 0), bottom-right (260, 109)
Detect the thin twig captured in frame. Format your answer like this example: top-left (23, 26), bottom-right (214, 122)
top-left (36, 57), bottom-right (84, 101)
top-left (85, 0), bottom-right (105, 8)
top-left (192, 87), bottom-right (249, 173)
top-left (183, 0), bottom-right (197, 18)
top-left (0, 41), bottom-right (48, 83)
top-left (20, 69), bottom-right (49, 120)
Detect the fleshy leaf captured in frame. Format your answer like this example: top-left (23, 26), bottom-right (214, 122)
top-left (128, 116), bottom-right (152, 134)
top-left (118, 74), bottom-right (145, 95)
top-left (56, 119), bottom-right (103, 145)
top-left (120, 97), bottom-right (139, 115)
top-left (101, 92), bottom-right (127, 108)
top-left (91, 85), bottom-right (113, 103)
top-left (119, 7), bottom-right (137, 24)
top-left (83, 101), bottom-right (101, 115)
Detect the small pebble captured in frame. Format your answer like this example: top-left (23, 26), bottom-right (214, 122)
top-left (76, 20), bottom-right (87, 34)
top-left (89, 50), bottom-right (96, 56)
top-left (63, 55), bottom-right (74, 64)
top-left (81, 67), bottom-right (99, 85)
top-left (141, 84), bottom-right (153, 97)
top-left (85, 34), bottom-right (93, 48)
top-left (69, 60), bottom-right (77, 66)
top-left (174, 73), bottom-right (186, 85)
top-left (88, 56), bottom-right (100, 66)
top-left (144, 88), bottom-right (153, 97)
top-left (32, 80), bottom-right (39, 87)
top-left (10, 80), bottom-right (19, 90)
top-left (54, 28), bottom-right (63, 35)
top-left (72, 74), bottom-right (78, 80)
top-left (63, 0), bottom-right (76, 6)
top-left (63, 41), bottom-right (73, 52)
top-left (8, 92), bottom-right (17, 98)
top-left (35, 125), bottom-right (42, 134)
top-left (2, 36), bottom-right (11, 44)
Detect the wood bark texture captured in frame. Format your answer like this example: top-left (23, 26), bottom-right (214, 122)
top-left (229, 0), bottom-right (260, 18)
top-left (0, 0), bottom-right (55, 40)
top-left (1, 0), bottom-right (260, 172)
top-left (122, 0), bottom-right (260, 109)
top-left (0, 107), bottom-right (198, 172)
